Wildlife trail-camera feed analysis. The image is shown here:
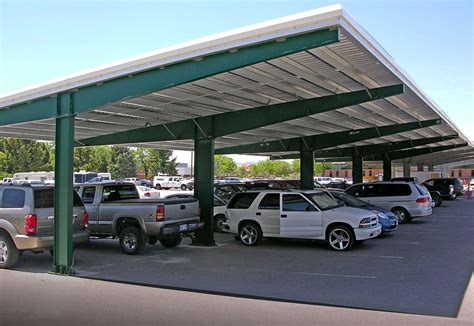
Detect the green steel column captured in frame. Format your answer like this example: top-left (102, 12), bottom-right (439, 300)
top-left (300, 151), bottom-right (314, 190)
top-left (383, 157), bottom-right (392, 181)
top-left (53, 93), bottom-right (75, 275)
top-left (403, 161), bottom-right (411, 177)
top-left (352, 155), bottom-right (363, 184)
top-left (193, 137), bottom-right (216, 246)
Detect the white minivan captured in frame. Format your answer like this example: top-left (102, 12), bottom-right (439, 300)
top-left (224, 190), bottom-right (381, 251)
top-left (345, 181), bottom-right (432, 223)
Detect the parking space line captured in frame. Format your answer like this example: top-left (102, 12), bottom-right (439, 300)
top-left (383, 241), bottom-right (420, 245)
top-left (171, 263), bottom-right (377, 279)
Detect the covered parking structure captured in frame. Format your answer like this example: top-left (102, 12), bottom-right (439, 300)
top-left (0, 5), bottom-right (472, 274)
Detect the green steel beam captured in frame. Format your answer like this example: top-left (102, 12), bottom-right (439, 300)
top-left (300, 151), bottom-right (314, 190)
top-left (312, 135), bottom-right (458, 158)
top-left (216, 118), bottom-right (440, 155)
top-left (80, 84), bottom-right (404, 146)
top-left (192, 137), bottom-right (216, 246)
top-left (52, 93), bottom-right (75, 275)
top-left (363, 143), bottom-right (469, 161)
top-left (0, 28), bottom-right (340, 126)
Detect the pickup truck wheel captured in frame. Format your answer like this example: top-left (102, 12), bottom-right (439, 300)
top-left (327, 225), bottom-right (354, 251)
top-left (119, 226), bottom-right (145, 255)
top-left (0, 234), bottom-right (20, 269)
top-left (432, 193), bottom-right (442, 207)
top-left (214, 214), bottom-right (227, 232)
top-left (391, 207), bottom-right (410, 224)
top-left (155, 184), bottom-right (162, 190)
top-left (239, 222), bottom-right (262, 246)
top-left (159, 236), bottom-right (182, 248)
top-left (181, 184), bottom-right (187, 190)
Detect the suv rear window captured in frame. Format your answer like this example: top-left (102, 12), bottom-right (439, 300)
top-left (1, 189), bottom-right (25, 208)
top-left (227, 192), bottom-right (259, 209)
top-left (34, 189), bottom-right (83, 208)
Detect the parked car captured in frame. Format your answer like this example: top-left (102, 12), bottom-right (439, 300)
top-left (124, 177), bottom-right (140, 184)
top-left (223, 190), bottom-right (381, 251)
top-left (86, 176), bottom-right (112, 183)
top-left (329, 190), bottom-right (397, 233)
top-left (136, 186), bottom-right (160, 199)
top-left (345, 181), bottom-right (432, 224)
top-left (153, 176), bottom-right (193, 190)
top-left (422, 178), bottom-right (464, 200)
top-left (391, 178), bottom-right (441, 207)
top-left (1, 178), bottom-right (13, 184)
top-left (315, 177), bottom-right (332, 185)
top-left (139, 179), bottom-right (154, 188)
top-left (470, 179), bottom-right (474, 191)
top-left (0, 184), bottom-right (90, 269)
top-left (76, 182), bottom-right (202, 254)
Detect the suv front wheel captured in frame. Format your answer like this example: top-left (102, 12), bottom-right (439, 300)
top-left (0, 234), bottom-right (20, 269)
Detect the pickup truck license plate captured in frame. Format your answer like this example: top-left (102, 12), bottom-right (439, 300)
top-left (179, 224), bottom-right (187, 232)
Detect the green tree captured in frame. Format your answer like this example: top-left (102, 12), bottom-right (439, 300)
top-left (214, 155), bottom-right (238, 178)
top-left (314, 162), bottom-right (334, 176)
top-left (147, 149), bottom-right (177, 177)
top-left (108, 146), bottom-right (137, 179)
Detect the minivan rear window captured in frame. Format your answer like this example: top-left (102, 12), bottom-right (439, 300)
top-left (414, 183), bottom-right (428, 196)
top-left (227, 192), bottom-right (259, 209)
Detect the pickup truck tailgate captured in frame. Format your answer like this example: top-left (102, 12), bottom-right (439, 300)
top-left (163, 199), bottom-right (199, 221)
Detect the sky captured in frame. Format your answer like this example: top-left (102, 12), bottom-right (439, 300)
top-left (1, 0), bottom-right (473, 165)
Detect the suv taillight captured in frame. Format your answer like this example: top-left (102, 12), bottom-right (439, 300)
top-left (449, 185), bottom-right (454, 194)
top-left (144, 192), bottom-right (151, 197)
top-left (25, 214), bottom-right (37, 235)
top-left (416, 197), bottom-right (429, 203)
top-left (84, 210), bottom-right (89, 228)
top-left (156, 204), bottom-right (165, 221)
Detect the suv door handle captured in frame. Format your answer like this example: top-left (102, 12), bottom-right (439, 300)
top-left (281, 214), bottom-right (287, 218)
top-left (256, 212), bottom-right (261, 216)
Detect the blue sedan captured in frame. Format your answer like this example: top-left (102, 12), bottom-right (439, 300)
top-left (329, 190), bottom-right (398, 233)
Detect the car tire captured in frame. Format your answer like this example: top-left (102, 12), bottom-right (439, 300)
top-left (159, 236), bottom-right (182, 248)
top-left (432, 193), bottom-right (442, 207)
top-left (0, 234), bottom-right (20, 269)
top-left (214, 214), bottom-right (227, 232)
top-left (119, 226), bottom-right (145, 255)
top-left (238, 222), bottom-right (262, 246)
top-left (155, 184), bottom-right (162, 190)
top-left (181, 184), bottom-right (187, 190)
top-left (391, 207), bottom-right (410, 224)
top-left (327, 225), bottom-right (354, 251)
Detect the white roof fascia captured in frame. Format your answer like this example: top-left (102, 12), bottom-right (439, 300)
top-left (339, 9), bottom-right (472, 145)
top-left (0, 4), bottom-right (342, 108)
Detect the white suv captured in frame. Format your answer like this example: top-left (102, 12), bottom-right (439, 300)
top-left (345, 181), bottom-right (432, 224)
top-left (224, 190), bottom-right (381, 251)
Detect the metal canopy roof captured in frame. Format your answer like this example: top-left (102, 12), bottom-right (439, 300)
top-left (0, 4), bottom-right (471, 165)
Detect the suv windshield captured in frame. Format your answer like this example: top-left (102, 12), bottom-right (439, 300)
top-left (306, 192), bottom-right (340, 211)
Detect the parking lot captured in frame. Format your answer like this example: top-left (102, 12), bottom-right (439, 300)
top-left (12, 197), bottom-right (473, 318)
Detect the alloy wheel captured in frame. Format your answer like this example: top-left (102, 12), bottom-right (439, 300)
top-left (0, 240), bottom-right (8, 264)
top-left (123, 233), bottom-right (137, 250)
top-left (329, 228), bottom-right (351, 250)
top-left (240, 225), bottom-right (258, 245)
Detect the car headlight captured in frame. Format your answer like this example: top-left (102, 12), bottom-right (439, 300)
top-left (359, 216), bottom-right (377, 228)
top-left (360, 217), bottom-right (372, 224)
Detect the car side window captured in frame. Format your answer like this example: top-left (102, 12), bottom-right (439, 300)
top-left (1, 189), bottom-right (25, 208)
top-left (227, 193), bottom-right (259, 209)
top-left (282, 194), bottom-right (315, 212)
top-left (82, 187), bottom-right (96, 204)
top-left (346, 185), bottom-right (363, 197)
top-left (258, 194), bottom-right (280, 210)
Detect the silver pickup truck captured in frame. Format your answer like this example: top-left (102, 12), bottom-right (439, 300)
top-left (0, 184), bottom-right (89, 269)
top-left (76, 182), bottom-right (202, 254)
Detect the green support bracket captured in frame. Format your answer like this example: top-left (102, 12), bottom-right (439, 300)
top-left (52, 93), bottom-right (75, 275)
top-left (383, 157), bottom-right (392, 181)
top-left (352, 153), bottom-right (363, 184)
top-left (363, 143), bottom-right (469, 161)
top-left (300, 151), bottom-right (314, 190)
top-left (192, 136), bottom-right (216, 246)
